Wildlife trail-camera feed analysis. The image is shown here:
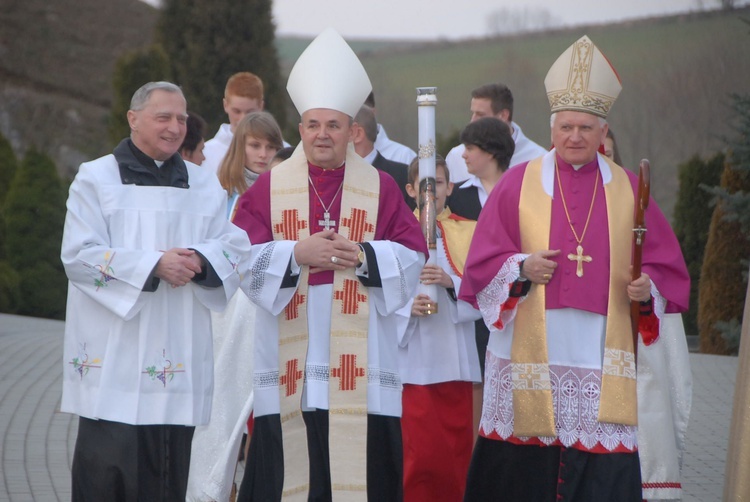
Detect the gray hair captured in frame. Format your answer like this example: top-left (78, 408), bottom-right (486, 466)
top-left (130, 82), bottom-right (184, 111)
top-left (550, 112), bottom-right (607, 128)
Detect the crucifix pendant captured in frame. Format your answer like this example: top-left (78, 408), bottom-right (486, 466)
top-left (318, 212), bottom-right (336, 230)
top-left (567, 244), bottom-right (592, 277)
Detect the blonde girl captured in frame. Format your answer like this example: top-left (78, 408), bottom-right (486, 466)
top-left (218, 111), bottom-right (283, 219)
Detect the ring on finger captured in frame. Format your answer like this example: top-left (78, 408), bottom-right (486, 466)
top-left (331, 256), bottom-right (339, 264)
top-left (543, 273), bottom-right (552, 280)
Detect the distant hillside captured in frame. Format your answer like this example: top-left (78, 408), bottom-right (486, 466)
top-left (0, 0), bottom-right (157, 105)
top-left (1, 2), bottom-right (748, 218)
top-left (0, 1), bottom-right (417, 180)
top-left (0, 0), bottom-right (158, 178)
top-left (356, 8), bottom-right (750, 217)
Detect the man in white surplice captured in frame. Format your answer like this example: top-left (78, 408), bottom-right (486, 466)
top-left (445, 82), bottom-right (547, 184)
top-left (233, 29), bottom-right (427, 501)
top-left (60, 81), bottom-right (251, 502)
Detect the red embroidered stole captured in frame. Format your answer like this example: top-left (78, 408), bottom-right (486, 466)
top-left (271, 144), bottom-right (378, 500)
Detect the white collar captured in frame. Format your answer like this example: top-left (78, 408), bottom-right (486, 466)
top-left (362, 147), bottom-right (378, 165)
top-left (540, 149), bottom-right (612, 197)
top-left (459, 175), bottom-right (482, 190)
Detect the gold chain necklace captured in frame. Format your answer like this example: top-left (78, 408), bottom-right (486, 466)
top-left (554, 159), bottom-right (599, 277)
top-left (309, 175), bottom-right (344, 230)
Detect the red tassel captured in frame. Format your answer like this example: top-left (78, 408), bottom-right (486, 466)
top-left (639, 310), bottom-right (660, 346)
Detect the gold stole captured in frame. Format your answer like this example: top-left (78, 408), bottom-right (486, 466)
top-left (435, 208), bottom-right (476, 276)
top-left (270, 144), bottom-right (379, 500)
top-left (513, 154), bottom-right (637, 438)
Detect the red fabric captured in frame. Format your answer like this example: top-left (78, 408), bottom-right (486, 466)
top-left (639, 308), bottom-right (660, 346)
top-left (459, 154), bottom-right (690, 316)
top-left (401, 381), bottom-right (474, 502)
top-left (233, 162), bottom-right (428, 286)
top-left (642, 482), bottom-right (681, 489)
top-left (641, 482), bottom-right (682, 502)
top-left (247, 411), bottom-right (254, 435)
top-left (493, 295), bottom-right (521, 330)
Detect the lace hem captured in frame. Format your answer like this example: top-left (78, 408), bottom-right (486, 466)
top-left (479, 351), bottom-right (638, 452)
top-left (476, 253), bottom-right (528, 329)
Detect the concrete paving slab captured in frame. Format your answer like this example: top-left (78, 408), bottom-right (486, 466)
top-left (0, 313), bottom-right (740, 501)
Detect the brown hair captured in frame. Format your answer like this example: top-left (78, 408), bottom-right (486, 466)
top-left (179, 112), bottom-right (207, 156)
top-left (407, 154), bottom-right (449, 187)
top-left (218, 111), bottom-right (282, 195)
top-left (271, 146), bottom-right (295, 165)
top-left (606, 128), bottom-right (623, 166)
top-left (354, 105), bottom-right (378, 143)
top-left (471, 83), bottom-right (514, 121)
top-left (460, 117), bottom-right (515, 171)
top-left (225, 72), bottom-right (264, 101)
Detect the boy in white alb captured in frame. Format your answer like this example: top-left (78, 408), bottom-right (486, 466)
top-left (398, 157), bottom-right (482, 502)
top-left (202, 72), bottom-right (265, 175)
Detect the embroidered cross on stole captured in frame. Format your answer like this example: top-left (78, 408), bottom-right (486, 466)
top-left (271, 144), bottom-right (378, 500)
top-left (512, 153), bottom-right (637, 439)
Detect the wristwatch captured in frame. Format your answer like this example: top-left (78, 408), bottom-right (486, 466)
top-left (357, 244), bottom-right (366, 267)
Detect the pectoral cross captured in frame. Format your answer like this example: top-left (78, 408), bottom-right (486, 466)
top-left (567, 244), bottom-right (592, 277)
top-left (318, 212), bottom-right (336, 230)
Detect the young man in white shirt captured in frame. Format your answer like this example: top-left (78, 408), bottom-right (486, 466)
top-left (202, 72), bottom-right (265, 175)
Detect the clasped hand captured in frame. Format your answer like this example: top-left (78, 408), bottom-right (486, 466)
top-left (293, 229), bottom-right (360, 273)
top-left (155, 248), bottom-right (203, 287)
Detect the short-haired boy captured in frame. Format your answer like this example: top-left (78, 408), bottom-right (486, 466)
top-left (398, 157), bottom-right (482, 501)
top-left (202, 72), bottom-right (265, 174)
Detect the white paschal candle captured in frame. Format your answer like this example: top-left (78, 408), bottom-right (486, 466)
top-left (416, 87), bottom-right (438, 314)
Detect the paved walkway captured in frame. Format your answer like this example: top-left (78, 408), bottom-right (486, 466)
top-left (0, 313), bottom-right (738, 501)
top-left (0, 315), bottom-right (76, 502)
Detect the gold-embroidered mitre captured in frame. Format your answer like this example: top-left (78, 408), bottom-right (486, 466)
top-left (544, 35), bottom-right (622, 118)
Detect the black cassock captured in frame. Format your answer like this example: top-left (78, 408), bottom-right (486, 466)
top-left (72, 417), bottom-right (195, 502)
top-left (464, 438), bottom-right (642, 502)
top-left (237, 410), bottom-right (403, 502)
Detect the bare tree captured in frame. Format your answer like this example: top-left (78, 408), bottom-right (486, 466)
top-left (487, 8), bottom-right (556, 36)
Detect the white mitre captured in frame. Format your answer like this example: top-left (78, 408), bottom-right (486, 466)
top-left (544, 35), bottom-right (622, 118)
top-left (286, 28), bottom-right (372, 118)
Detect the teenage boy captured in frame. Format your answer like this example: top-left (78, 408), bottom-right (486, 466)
top-left (398, 156), bottom-right (482, 502)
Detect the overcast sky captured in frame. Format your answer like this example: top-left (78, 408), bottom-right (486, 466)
top-left (269, 0), bottom-right (739, 40)
top-left (139, 1), bottom-right (746, 40)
